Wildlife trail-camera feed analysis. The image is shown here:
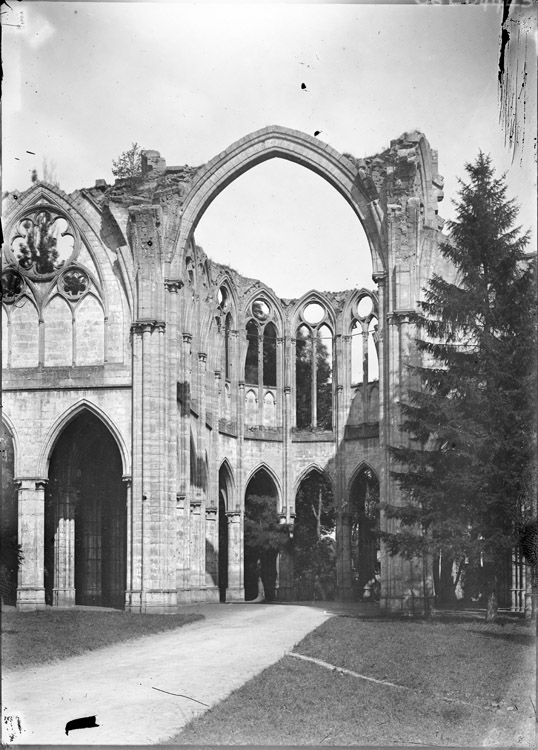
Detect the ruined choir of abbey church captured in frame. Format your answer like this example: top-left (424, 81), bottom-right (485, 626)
top-left (2, 126), bottom-right (525, 614)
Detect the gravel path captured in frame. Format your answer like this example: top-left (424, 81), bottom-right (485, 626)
top-left (2, 603), bottom-right (331, 745)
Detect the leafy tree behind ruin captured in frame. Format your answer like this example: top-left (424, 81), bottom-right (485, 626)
top-left (17, 213), bottom-right (61, 274)
top-left (293, 473), bottom-right (336, 599)
top-left (296, 329), bottom-right (332, 430)
top-left (243, 494), bottom-right (289, 601)
top-left (382, 153), bottom-right (536, 621)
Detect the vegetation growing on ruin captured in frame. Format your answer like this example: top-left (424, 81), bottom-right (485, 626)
top-left (111, 142), bottom-right (143, 179)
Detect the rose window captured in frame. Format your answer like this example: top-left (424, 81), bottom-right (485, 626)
top-left (10, 209), bottom-right (76, 277)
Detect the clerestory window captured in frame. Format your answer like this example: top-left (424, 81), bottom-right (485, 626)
top-left (295, 302), bottom-right (333, 430)
top-left (244, 298), bottom-right (277, 388)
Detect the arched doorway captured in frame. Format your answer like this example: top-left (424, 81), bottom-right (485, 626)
top-left (1, 423), bottom-right (19, 605)
top-left (293, 470), bottom-right (335, 600)
top-left (243, 468), bottom-right (281, 602)
top-left (45, 410), bottom-right (126, 608)
top-left (218, 463), bottom-right (232, 602)
top-left (349, 467), bottom-right (380, 601)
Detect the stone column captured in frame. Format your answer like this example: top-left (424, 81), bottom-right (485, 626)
top-left (373, 271), bottom-right (391, 612)
top-left (16, 479), bottom-right (46, 610)
top-left (189, 499), bottom-right (203, 600)
top-left (226, 511), bottom-right (244, 600)
top-left (123, 476), bottom-right (134, 609)
top-left (205, 505), bottom-right (219, 602)
top-left (277, 512), bottom-right (294, 601)
top-left (337, 511), bottom-right (353, 601)
top-left (53, 484), bottom-right (78, 607)
top-left (176, 494), bottom-right (191, 603)
top-left (165, 280), bottom-right (182, 606)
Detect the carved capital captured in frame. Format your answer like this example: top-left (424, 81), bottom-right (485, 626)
top-left (388, 310), bottom-right (414, 326)
top-left (131, 320), bottom-right (166, 335)
top-left (372, 272), bottom-right (387, 286)
top-left (198, 352), bottom-right (207, 364)
top-left (164, 278), bottom-right (183, 293)
top-left (182, 332), bottom-right (193, 344)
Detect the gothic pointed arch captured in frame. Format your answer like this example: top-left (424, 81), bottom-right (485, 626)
top-left (44, 407), bottom-right (127, 608)
top-left (244, 463), bottom-right (282, 509)
top-left (38, 400), bottom-right (130, 478)
top-left (243, 285), bottom-right (284, 332)
top-left (293, 463), bottom-right (334, 496)
top-left (347, 462), bottom-right (380, 496)
top-left (3, 183), bottom-right (109, 296)
top-left (218, 459), bottom-right (235, 511)
top-left (348, 463), bottom-right (381, 600)
top-left (171, 126), bottom-right (386, 277)
top-left (291, 290), bottom-right (336, 332)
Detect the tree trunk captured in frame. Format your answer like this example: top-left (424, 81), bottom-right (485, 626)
top-left (524, 563), bottom-right (537, 620)
top-left (485, 569), bottom-right (498, 622)
top-left (311, 488), bottom-right (322, 541)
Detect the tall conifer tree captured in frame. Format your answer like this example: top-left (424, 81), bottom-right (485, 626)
top-left (382, 153), bottom-right (536, 621)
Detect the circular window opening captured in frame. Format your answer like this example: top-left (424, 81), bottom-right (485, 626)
top-left (303, 302), bottom-right (324, 325)
top-left (252, 299), bottom-right (270, 322)
top-left (356, 296), bottom-right (373, 318)
top-left (1, 270), bottom-right (24, 303)
top-left (12, 212), bottom-right (75, 275)
top-left (61, 269), bottom-right (89, 300)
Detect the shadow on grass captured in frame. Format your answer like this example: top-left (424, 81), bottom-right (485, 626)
top-left (467, 628), bottom-right (536, 645)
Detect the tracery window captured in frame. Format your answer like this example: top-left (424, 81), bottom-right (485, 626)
top-left (295, 302), bottom-right (333, 430)
top-left (3, 206), bottom-right (94, 303)
top-left (244, 298), bottom-right (277, 388)
top-left (351, 294), bottom-right (378, 385)
top-left (216, 285), bottom-right (233, 380)
top-left (2, 204), bottom-right (103, 369)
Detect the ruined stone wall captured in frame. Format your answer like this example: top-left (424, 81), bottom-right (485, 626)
top-left (2, 126), bottom-right (449, 612)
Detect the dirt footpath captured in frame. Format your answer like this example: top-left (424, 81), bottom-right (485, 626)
top-left (2, 603), bottom-right (331, 745)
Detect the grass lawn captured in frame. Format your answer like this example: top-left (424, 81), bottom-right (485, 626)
top-left (165, 613), bottom-right (536, 746)
top-left (1, 607), bottom-right (204, 671)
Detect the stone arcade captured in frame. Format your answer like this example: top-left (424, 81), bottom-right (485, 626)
top-left (2, 126), bottom-right (525, 613)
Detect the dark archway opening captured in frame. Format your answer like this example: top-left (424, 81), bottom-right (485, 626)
top-left (1, 425), bottom-right (19, 605)
top-left (45, 411), bottom-right (126, 608)
top-left (349, 468), bottom-right (380, 601)
top-left (293, 470), bottom-right (335, 600)
top-left (218, 464), bottom-right (231, 603)
top-left (244, 469), bottom-right (280, 602)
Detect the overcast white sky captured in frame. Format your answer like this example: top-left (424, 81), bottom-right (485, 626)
top-left (3, 2), bottom-right (536, 298)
